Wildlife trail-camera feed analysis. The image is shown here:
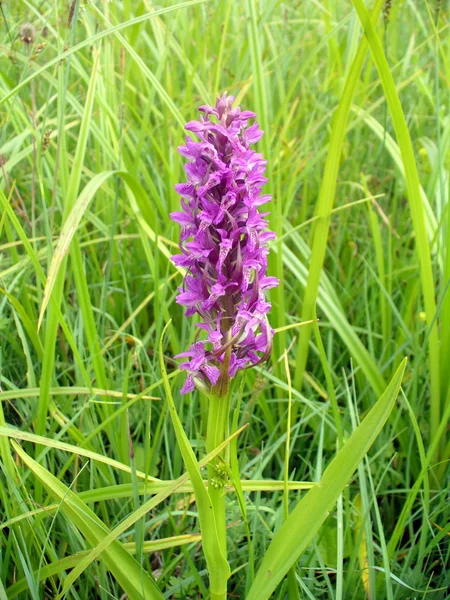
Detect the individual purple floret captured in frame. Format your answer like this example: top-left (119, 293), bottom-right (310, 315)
top-left (171, 93), bottom-right (278, 395)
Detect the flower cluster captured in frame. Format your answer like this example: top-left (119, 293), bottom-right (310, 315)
top-left (171, 94), bottom-right (278, 395)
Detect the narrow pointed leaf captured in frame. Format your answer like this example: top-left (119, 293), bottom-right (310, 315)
top-left (38, 170), bottom-right (116, 329)
top-left (247, 358), bottom-right (407, 600)
top-left (12, 442), bottom-right (164, 600)
top-left (159, 320), bottom-right (231, 595)
top-left (54, 426), bottom-right (246, 597)
top-left (6, 535), bottom-right (202, 598)
top-left (350, 0), bottom-right (440, 442)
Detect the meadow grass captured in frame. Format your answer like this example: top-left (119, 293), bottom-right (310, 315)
top-left (0, 1), bottom-right (449, 598)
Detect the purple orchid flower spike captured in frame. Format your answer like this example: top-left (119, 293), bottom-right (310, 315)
top-left (171, 93), bottom-right (278, 395)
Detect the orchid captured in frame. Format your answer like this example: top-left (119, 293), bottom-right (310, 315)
top-left (171, 94), bottom-right (278, 395)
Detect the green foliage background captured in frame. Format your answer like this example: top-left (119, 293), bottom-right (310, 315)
top-left (0, 0), bottom-right (449, 598)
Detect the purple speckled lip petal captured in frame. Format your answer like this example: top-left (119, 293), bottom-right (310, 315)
top-left (171, 93), bottom-right (278, 394)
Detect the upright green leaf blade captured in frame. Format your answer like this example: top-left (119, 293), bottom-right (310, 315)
top-left (37, 170), bottom-right (116, 329)
top-left (0, 1), bottom-right (207, 108)
top-left (0, 288), bottom-right (43, 359)
top-left (6, 534), bottom-right (202, 598)
top-left (0, 426), bottom-right (159, 481)
top-left (351, 0), bottom-right (441, 444)
top-left (53, 426), bottom-right (247, 598)
top-left (247, 358), bottom-right (407, 600)
top-left (293, 0), bottom-right (385, 393)
top-left (159, 321), bottom-right (230, 595)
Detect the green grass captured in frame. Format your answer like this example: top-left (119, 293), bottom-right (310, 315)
top-left (1, 1), bottom-right (449, 598)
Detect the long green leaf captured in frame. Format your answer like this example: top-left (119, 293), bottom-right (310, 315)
top-left (350, 0), bottom-right (441, 444)
top-left (159, 321), bottom-right (230, 595)
top-left (351, 105), bottom-right (438, 248)
top-left (0, 478), bottom-right (317, 534)
top-left (0, 426), bottom-right (159, 482)
top-left (6, 534), bottom-right (202, 598)
top-left (53, 425), bottom-right (246, 598)
top-left (246, 358), bottom-right (407, 600)
top-left (0, 288), bottom-right (43, 359)
top-left (281, 244), bottom-right (386, 397)
top-left (0, 386), bottom-right (158, 402)
top-left (38, 168), bottom-right (176, 328)
top-left (38, 170), bottom-right (115, 329)
top-left (36, 47), bottom-right (102, 441)
top-left (0, 189), bottom-right (91, 387)
top-left (12, 442), bottom-right (164, 600)
top-left (0, 1), bottom-right (207, 108)
top-left (293, 0), bottom-right (385, 392)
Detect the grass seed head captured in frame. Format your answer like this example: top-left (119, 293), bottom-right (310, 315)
top-left (19, 22), bottom-right (36, 45)
top-left (384, 0), bottom-right (392, 23)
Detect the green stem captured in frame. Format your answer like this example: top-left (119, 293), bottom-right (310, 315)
top-left (206, 392), bottom-right (230, 560)
top-left (205, 347), bottom-right (231, 599)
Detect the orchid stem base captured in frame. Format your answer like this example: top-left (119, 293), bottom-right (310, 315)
top-left (206, 390), bottom-right (230, 593)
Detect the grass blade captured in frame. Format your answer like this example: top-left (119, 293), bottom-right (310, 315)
top-left (0, 426), bottom-right (159, 482)
top-left (37, 170), bottom-right (116, 329)
top-left (293, 0), bottom-right (385, 393)
top-left (52, 425), bottom-right (246, 598)
top-left (350, 0), bottom-right (441, 444)
top-left (159, 320), bottom-right (230, 596)
top-left (0, 288), bottom-right (43, 359)
top-left (0, 1), bottom-right (207, 108)
top-left (6, 534), bottom-right (202, 598)
top-left (246, 358), bottom-right (407, 600)
top-left (36, 48), bottom-right (102, 442)
top-left (12, 441), bottom-right (164, 600)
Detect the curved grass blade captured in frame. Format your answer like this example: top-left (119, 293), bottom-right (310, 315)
top-left (388, 386), bottom-right (450, 555)
top-left (36, 47), bottom-right (102, 444)
top-left (281, 245), bottom-right (386, 396)
top-left (37, 170), bottom-right (115, 330)
top-left (6, 534), bottom-right (202, 598)
top-left (1, 479), bottom-right (317, 533)
top-left (0, 386), bottom-right (158, 402)
top-left (0, 288), bottom-right (43, 359)
top-left (0, 426), bottom-right (160, 482)
top-left (293, 0), bottom-right (385, 393)
top-left (351, 106), bottom-right (438, 248)
top-left (246, 358), bottom-right (407, 600)
top-left (350, 0), bottom-right (441, 445)
top-left (159, 320), bottom-right (230, 596)
top-left (0, 1), bottom-right (207, 108)
top-left (12, 442), bottom-right (164, 600)
top-left (0, 188), bottom-right (91, 386)
top-left (38, 168), bottom-right (179, 329)
top-left (52, 425), bottom-right (246, 599)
